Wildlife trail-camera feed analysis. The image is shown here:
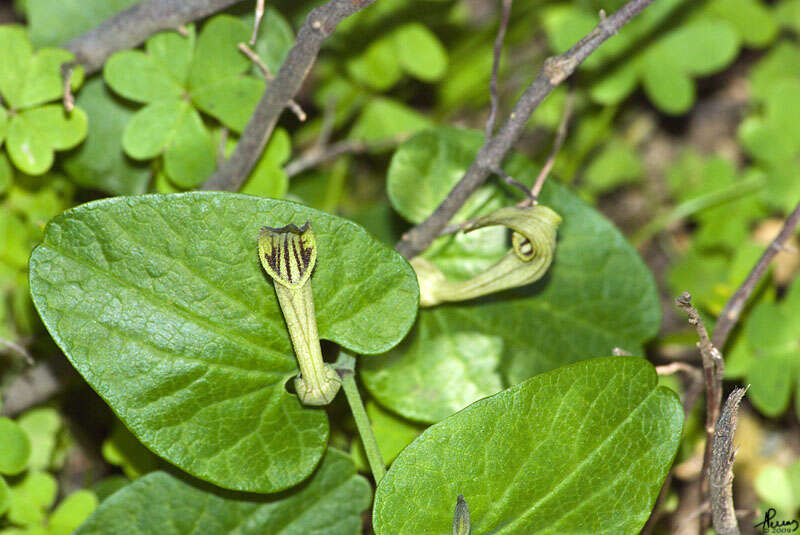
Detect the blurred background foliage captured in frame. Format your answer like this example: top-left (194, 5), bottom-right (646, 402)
top-left (1, 0), bottom-right (800, 532)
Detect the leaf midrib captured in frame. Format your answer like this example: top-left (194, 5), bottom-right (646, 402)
top-left (485, 387), bottom-right (659, 535)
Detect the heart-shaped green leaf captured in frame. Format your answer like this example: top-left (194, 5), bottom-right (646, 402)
top-left (655, 20), bottom-right (740, 76)
top-left (0, 417), bottom-right (31, 475)
top-left (0, 25), bottom-right (34, 109)
top-left (346, 36), bottom-right (403, 92)
top-left (121, 99), bottom-right (215, 187)
top-left (641, 57), bottom-right (694, 116)
top-left (20, 48), bottom-right (83, 110)
top-left (7, 471), bottom-right (57, 526)
top-left (373, 357), bottom-right (683, 535)
top-left (62, 77), bottom-right (151, 196)
top-left (6, 105), bottom-right (88, 175)
top-left (188, 15), bottom-right (250, 90)
top-left (393, 23), bottom-right (448, 82)
top-left (161, 107), bottom-right (215, 188)
top-left (17, 408), bottom-right (61, 471)
top-left (349, 98), bottom-right (433, 142)
top-left (122, 99), bottom-right (186, 159)
top-left (104, 50), bottom-right (185, 104)
top-left (75, 450), bottom-right (371, 535)
top-left (146, 29), bottom-right (195, 87)
top-left (0, 26), bottom-right (82, 111)
top-left (363, 127), bottom-right (660, 423)
top-left (251, 7), bottom-right (294, 75)
top-left (191, 76), bottom-right (265, 133)
top-left (29, 193), bottom-right (419, 492)
top-left (48, 490), bottom-right (98, 535)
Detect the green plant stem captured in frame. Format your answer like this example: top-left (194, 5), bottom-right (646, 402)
top-left (632, 175), bottom-right (764, 246)
top-left (337, 353), bottom-right (386, 484)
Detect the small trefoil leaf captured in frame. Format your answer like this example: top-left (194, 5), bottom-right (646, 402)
top-left (453, 494), bottom-right (471, 535)
top-left (258, 221), bottom-right (341, 406)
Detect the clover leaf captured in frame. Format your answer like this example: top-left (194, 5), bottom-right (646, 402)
top-left (16, 408), bottom-right (61, 472)
top-left (347, 22), bottom-right (448, 91)
top-left (544, 0), bottom-right (769, 115)
top-left (725, 281), bottom-right (800, 417)
top-left (103, 16), bottom-right (271, 189)
top-left (29, 193), bottom-right (419, 493)
top-left (0, 418), bottom-right (30, 476)
top-left (62, 77), bottom-right (151, 196)
top-left (0, 26), bottom-right (87, 175)
top-left (737, 43), bottom-right (800, 211)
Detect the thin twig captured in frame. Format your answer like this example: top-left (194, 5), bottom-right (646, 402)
top-left (656, 361), bottom-right (700, 377)
top-left (238, 43), bottom-right (307, 122)
top-left (396, 0), bottom-right (656, 259)
top-left (486, 0), bottom-right (512, 138)
top-left (494, 165), bottom-right (532, 198)
top-left (63, 0), bottom-right (243, 74)
top-left (285, 136), bottom-right (407, 178)
top-left (713, 199), bottom-right (800, 349)
top-left (438, 93), bottom-right (575, 237)
top-left (250, 0), bottom-right (265, 45)
top-left (0, 338), bottom-right (35, 366)
top-left (203, 0), bottom-right (378, 191)
top-left (675, 292), bottom-right (725, 530)
top-left (60, 63), bottom-right (76, 112)
top-left (710, 387), bottom-right (746, 535)
top-left (524, 89), bottom-right (574, 205)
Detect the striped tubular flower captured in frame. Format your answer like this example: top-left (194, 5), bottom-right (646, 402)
top-left (258, 221), bottom-right (341, 406)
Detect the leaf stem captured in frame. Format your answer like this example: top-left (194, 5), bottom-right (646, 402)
top-left (337, 353), bottom-right (386, 484)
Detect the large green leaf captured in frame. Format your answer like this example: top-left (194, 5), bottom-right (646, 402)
top-left (29, 193), bottom-right (419, 492)
top-left (373, 357), bottom-right (683, 535)
top-left (363, 127), bottom-right (660, 423)
top-left (76, 450), bottom-right (371, 535)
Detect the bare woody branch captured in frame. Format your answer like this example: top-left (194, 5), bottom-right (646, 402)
top-left (710, 387), bottom-right (746, 535)
top-left (713, 199), bottom-right (800, 349)
top-left (675, 292), bottom-right (726, 531)
top-left (64, 0), bottom-right (244, 75)
top-left (202, 0), bottom-right (378, 192)
top-left (396, 0), bottom-right (657, 259)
